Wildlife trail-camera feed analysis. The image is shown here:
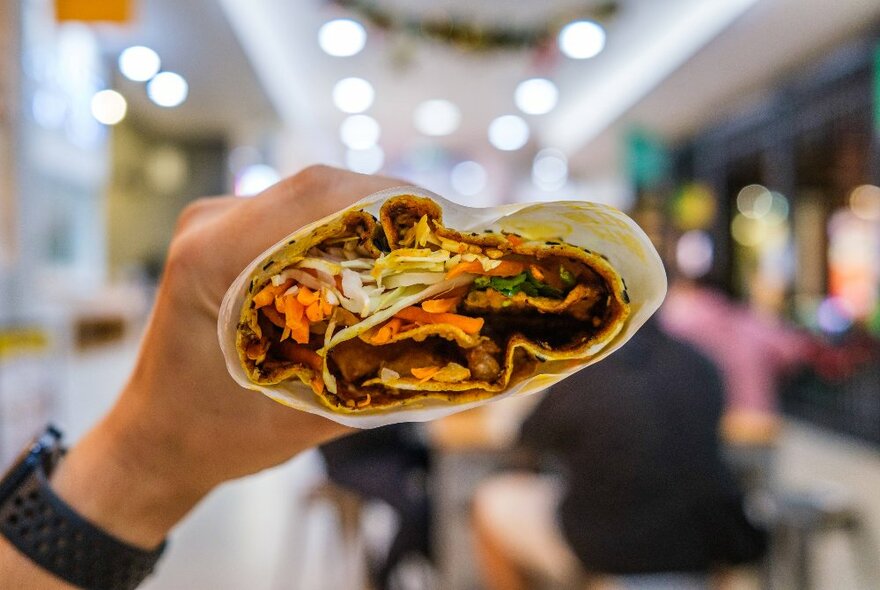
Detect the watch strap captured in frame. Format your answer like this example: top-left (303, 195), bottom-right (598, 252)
top-left (0, 461), bottom-right (166, 590)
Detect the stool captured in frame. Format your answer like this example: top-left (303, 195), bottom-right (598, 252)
top-left (770, 488), bottom-right (879, 590)
top-left (284, 481), bottom-right (370, 590)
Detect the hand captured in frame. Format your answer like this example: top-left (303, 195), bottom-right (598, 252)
top-left (51, 166), bottom-right (404, 548)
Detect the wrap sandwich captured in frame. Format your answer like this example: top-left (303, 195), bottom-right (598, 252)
top-left (234, 194), bottom-right (631, 413)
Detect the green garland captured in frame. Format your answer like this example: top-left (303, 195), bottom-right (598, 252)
top-left (330, 0), bottom-right (619, 53)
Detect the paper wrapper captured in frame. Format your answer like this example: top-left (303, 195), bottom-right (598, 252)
top-left (218, 186), bottom-right (667, 428)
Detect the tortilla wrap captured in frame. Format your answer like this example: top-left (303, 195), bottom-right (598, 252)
top-left (234, 194), bottom-right (630, 413)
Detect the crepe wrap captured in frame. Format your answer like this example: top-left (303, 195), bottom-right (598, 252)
top-left (219, 187), bottom-right (666, 428)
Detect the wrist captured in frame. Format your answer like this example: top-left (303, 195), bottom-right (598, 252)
top-left (50, 399), bottom-right (211, 549)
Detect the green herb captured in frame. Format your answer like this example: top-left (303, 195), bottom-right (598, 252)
top-left (471, 271), bottom-right (567, 299)
top-left (559, 266), bottom-right (576, 288)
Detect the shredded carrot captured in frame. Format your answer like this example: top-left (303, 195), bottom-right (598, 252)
top-left (306, 301), bottom-right (324, 323)
top-left (507, 234), bottom-right (523, 246)
top-left (529, 264), bottom-right (545, 282)
top-left (310, 375), bottom-right (325, 395)
top-left (421, 297), bottom-right (461, 314)
top-left (297, 286), bottom-right (319, 306)
top-left (394, 306), bottom-right (484, 334)
top-left (253, 286), bottom-right (277, 308)
top-left (280, 343), bottom-right (323, 372)
top-left (261, 306), bottom-right (286, 329)
top-left (371, 318), bottom-right (403, 344)
top-left (411, 366), bottom-right (441, 381)
top-left (445, 259), bottom-right (525, 279)
top-left (282, 296), bottom-right (309, 344)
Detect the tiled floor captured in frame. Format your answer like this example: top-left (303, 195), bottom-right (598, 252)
top-left (53, 341), bottom-right (880, 590)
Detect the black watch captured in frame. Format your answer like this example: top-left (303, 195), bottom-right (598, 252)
top-left (0, 425), bottom-right (166, 589)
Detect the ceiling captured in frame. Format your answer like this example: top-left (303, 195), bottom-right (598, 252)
top-left (94, 0), bottom-right (276, 139)
top-left (97, 0), bottom-right (880, 185)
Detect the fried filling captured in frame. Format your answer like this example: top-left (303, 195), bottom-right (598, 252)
top-left (242, 215), bottom-right (613, 409)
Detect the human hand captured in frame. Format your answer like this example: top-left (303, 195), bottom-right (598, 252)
top-left (51, 166), bottom-right (404, 548)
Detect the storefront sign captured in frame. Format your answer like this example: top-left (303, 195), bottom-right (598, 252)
top-left (55, 0), bottom-right (132, 23)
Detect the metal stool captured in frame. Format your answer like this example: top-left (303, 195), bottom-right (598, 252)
top-left (284, 481), bottom-right (370, 590)
top-left (770, 487), bottom-right (879, 590)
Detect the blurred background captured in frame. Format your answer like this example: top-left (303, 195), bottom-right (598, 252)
top-left (2, 0), bottom-right (880, 589)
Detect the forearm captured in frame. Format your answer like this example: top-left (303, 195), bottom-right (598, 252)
top-left (0, 391), bottom-right (210, 588)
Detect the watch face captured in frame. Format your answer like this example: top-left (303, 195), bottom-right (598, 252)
top-left (0, 426), bottom-right (61, 501)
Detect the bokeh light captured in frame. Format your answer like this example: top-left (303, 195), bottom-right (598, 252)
top-left (849, 184), bottom-right (880, 221)
top-left (147, 72), bottom-right (189, 107)
top-left (235, 164), bottom-right (280, 197)
top-left (515, 78), bottom-right (559, 115)
top-left (90, 89), bottom-right (127, 125)
top-left (340, 114), bottom-right (380, 149)
top-left (413, 100), bottom-right (461, 137)
top-left (532, 148), bottom-right (567, 191)
top-left (450, 161), bottom-right (487, 196)
top-left (558, 20), bottom-right (606, 59)
top-left (736, 184), bottom-right (773, 219)
top-left (319, 19), bottom-right (367, 57)
top-left (488, 115), bottom-right (529, 151)
top-left (332, 77), bottom-right (375, 114)
top-left (346, 145), bottom-right (385, 174)
top-left (676, 230), bottom-right (714, 278)
top-left (118, 46), bottom-right (161, 82)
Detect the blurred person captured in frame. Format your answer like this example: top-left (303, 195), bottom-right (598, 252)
top-left (319, 423), bottom-right (435, 589)
top-left (0, 166), bottom-right (404, 589)
top-left (659, 276), bottom-right (814, 440)
top-left (473, 319), bottom-right (766, 590)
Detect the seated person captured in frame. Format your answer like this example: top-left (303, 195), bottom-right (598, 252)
top-left (473, 320), bottom-right (766, 590)
top-left (319, 423), bottom-right (433, 590)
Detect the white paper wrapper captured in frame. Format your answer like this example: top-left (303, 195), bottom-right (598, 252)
top-left (218, 186), bottom-right (667, 428)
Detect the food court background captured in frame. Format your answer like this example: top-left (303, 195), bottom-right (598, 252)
top-left (1, 1), bottom-right (880, 589)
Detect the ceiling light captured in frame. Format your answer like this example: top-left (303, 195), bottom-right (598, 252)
top-left (118, 46), bottom-right (161, 82)
top-left (340, 114), bottom-right (380, 149)
top-left (515, 78), bottom-right (558, 115)
top-left (346, 145), bottom-right (385, 174)
top-left (414, 99), bottom-right (461, 136)
top-left (147, 72), bottom-right (188, 107)
top-left (236, 164), bottom-right (280, 197)
top-left (558, 20), bottom-right (606, 59)
top-left (333, 77), bottom-right (375, 114)
top-left (488, 115), bottom-right (529, 151)
top-left (450, 161), bottom-right (487, 196)
top-left (532, 148), bottom-right (567, 190)
top-left (90, 89), bottom-right (127, 125)
top-left (319, 19), bottom-right (367, 57)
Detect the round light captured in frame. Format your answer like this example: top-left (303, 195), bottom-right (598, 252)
top-left (346, 145), bottom-right (385, 174)
top-left (319, 19), bottom-right (367, 57)
top-left (736, 184), bottom-right (773, 219)
top-left (515, 78), bottom-right (559, 115)
top-left (147, 72), bottom-right (188, 107)
top-left (340, 114), bottom-right (380, 150)
top-left (413, 99), bottom-right (461, 137)
top-left (558, 20), bottom-right (606, 60)
top-left (332, 77), bottom-right (375, 114)
top-left (235, 164), bottom-right (280, 197)
top-left (532, 148), bottom-right (567, 190)
top-left (731, 213), bottom-right (765, 247)
top-left (488, 115), bottom-right (530, 151)
top-left (118, 46), bottom-right (161, 82)
top-left (676, 230), bottom-right (714, 278)
top-left (849, 184), bottom-right (880, 221)
top-left (90, 89), bottom-right (127, 125)
top-left (450, 161), bottom-right (487, 196)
